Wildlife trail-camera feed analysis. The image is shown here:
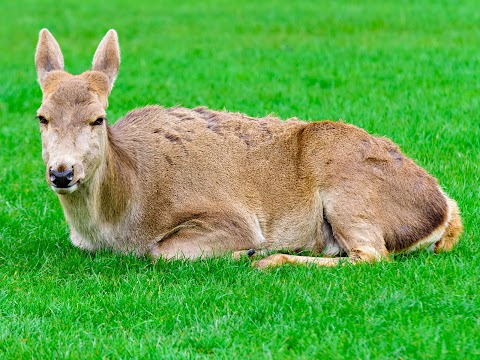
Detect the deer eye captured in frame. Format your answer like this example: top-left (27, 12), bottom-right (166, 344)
top-left (36, 115), bottom-right (48, 125)
top-left (91, 117), bottom-right (105, 126)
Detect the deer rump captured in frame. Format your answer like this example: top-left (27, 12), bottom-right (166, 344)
top-left (34, 29), bottom-right (463, 268)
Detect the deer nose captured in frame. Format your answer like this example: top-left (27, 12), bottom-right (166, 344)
top-left (49, 167), bottom-right (74, 188)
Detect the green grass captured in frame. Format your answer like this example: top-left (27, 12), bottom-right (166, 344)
top-left (0, 0), bottom-right (479, 358)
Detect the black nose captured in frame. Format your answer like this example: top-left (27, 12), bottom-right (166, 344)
top-left (49, 168), bottom-right (74, 188)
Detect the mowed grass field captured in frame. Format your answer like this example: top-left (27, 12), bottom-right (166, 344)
top-left (0, 0), bottom-right (479, 358)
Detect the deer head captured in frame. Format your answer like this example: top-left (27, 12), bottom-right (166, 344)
top-left (35, 29), bottom-right (120, 194)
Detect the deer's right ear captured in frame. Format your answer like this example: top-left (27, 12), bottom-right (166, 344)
top-left (35, 29), bottom-right (65, 91)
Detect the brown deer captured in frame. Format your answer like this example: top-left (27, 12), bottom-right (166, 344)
top-left (34, 29), bottom-right (463, 268)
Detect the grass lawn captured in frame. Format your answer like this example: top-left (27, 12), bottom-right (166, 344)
top-left (0, 0), bottom-right (479, 358)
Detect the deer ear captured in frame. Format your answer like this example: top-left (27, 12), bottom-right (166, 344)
top-left (92, 29), bottom-right (120, 92)
top-left (35, 29), bottom-right (65, 91)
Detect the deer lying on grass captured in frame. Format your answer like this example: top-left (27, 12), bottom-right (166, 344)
top-left (34, 29), bottom-right (463, 268)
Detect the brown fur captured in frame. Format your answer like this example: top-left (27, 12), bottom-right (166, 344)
top-left (34, 29), bottom-right (463, 267)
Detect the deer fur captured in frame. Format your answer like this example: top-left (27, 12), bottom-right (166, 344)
top-left (34, 29), bottom-right (463, 268)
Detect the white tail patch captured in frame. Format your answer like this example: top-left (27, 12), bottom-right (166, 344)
top-left (397, 198), bottom-right (452, 254)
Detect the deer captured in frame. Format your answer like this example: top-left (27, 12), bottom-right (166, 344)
top-left (34, 29), bottom-right (463, 268)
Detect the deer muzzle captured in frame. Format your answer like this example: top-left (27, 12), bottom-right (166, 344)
top-left (49, 167), bottom-right (74, 188)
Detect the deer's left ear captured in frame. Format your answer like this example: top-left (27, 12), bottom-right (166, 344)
top-left (92, 29), bottom-right (120, 93)
top-left (35, 29), bottom-right (65, 91)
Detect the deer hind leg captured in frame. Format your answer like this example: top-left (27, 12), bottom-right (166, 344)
top-left (232, 248), bottom-right (270, 260)
top-left (254, 254), bottom-right (342, 268)
top-left (254, 200), bottom-right (389, 269)
top-left (253, 238), bottom-right (387, 269)
top-left (253, 239), bottom-right (387, 269)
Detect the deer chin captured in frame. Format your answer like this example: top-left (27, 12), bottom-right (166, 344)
top-left (51, 183), bottom-right (78, 195)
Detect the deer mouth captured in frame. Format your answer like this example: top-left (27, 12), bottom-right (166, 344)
top-left (47, 165), bottom-right (84, 195)
top-left (51, 182), bottom-right (79, 195)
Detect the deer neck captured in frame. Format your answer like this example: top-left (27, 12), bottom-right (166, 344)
top-left (58, 127), bottom-right (135, 229)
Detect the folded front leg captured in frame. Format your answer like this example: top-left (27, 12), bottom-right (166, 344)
top-left (149, 211), bottom-right (261, 260)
